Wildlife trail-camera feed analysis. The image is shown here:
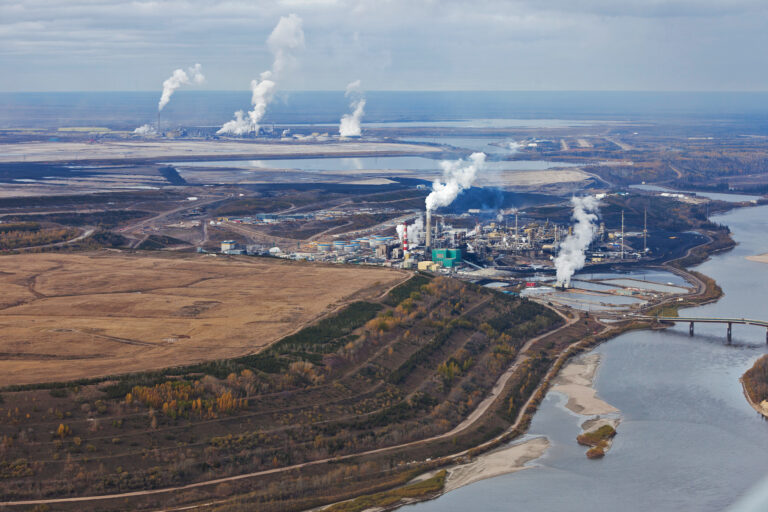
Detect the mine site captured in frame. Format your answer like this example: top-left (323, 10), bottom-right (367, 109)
top-left (3, 4), bottom-right (768, 512)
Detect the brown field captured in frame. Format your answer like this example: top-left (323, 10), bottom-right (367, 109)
top-left (0, 251), bottom-right (406, 386)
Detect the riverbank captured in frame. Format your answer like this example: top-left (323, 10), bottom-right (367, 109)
top-left (440, 437), bottom-right (549, 493)
top-left (741, 355), bottom-right (768, 419)
top-left (746, 253), bottom-right (768, 264)
top-left (372, 249), bottom-right (726, 510)
top-left (550, 353), bottom-right (618, 416)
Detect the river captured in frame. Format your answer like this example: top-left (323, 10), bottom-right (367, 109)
top-left (408, 203), bottom-right (768, 511)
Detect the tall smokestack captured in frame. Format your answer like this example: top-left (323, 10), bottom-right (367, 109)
top-left (426, 209), bottom-right (432, 253)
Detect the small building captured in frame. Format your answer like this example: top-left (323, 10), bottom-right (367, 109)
top-left (431, 248), bottom-right (462, 268)
top-left (418, 261), bottom-right (441, 272)
top-left (221, 240), bottom-right (238, 252)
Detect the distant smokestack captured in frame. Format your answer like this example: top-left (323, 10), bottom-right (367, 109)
top-left (426, 209), bottom-right (432, 252)
top-left (403, 223), bottom-right (408, 252)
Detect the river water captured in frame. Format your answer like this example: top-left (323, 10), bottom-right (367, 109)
top-left (409, 204), bottom-right (768, 511)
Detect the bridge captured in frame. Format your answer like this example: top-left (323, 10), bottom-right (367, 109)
top-left (648, 316), bottom-right (768, 343)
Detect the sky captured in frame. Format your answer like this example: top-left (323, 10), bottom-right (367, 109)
top-left (2, 0), bottom-right (768, 92)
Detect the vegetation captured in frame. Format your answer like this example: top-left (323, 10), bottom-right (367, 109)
top-left (5, 210), bottom-right (149, 229)
top-left (742, 355), bottom-right (768, 412)
top-left (324, 470), bottom-right (446, 512)
top-left (0, 275), bottom-right (568, 509)
top-left (215, 198), bottom-right (294, 216)
top-left (136, 234), bottom-right (189, 250)
top-left (0, 223), bottom-right (78, 250)
top-left (577, 425), bottom-right (617, 459)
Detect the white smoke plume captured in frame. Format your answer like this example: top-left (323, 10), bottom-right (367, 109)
top-left (554, 196), bottom-right (600, 287)
top-left (158, 63), bottom-right (204, 111)
top-left (425, 152), bottom-right (486, 212)
top-left (396, 216), bottom-right (424, 247)
top-left (507, 140), bottom-right (522, 153)
top-left (339, 80), bottom-right (365, 137)
top-left (218, 14), bottom-right (304, 136)
top-left (133, 124), bottom-right (157, 136)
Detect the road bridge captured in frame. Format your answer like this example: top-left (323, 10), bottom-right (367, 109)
top-left (649, 316), bottom-right (768, 343)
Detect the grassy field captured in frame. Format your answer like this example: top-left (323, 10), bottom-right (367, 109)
top-left (0, 251), bottom-right (405, 386)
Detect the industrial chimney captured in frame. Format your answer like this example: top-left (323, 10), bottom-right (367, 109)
top-left (425, 209), bottom-right (432, 256)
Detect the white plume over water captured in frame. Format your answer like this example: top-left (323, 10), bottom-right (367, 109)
top-left (218, 14), bottom-right (304, 136)
top-left (396, 216), bottom-right (425, 247)
top-left (339, 79), bottom-right (365, 137)
top-left (554, 196), bottom-right (600, 287)
top-left (158, 63), bottom-right (205, 111)
top-left (425, 152), bottom-right (486, 211)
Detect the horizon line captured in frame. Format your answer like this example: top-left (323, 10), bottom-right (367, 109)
top-left (3, 89), bottom-right (768, 94)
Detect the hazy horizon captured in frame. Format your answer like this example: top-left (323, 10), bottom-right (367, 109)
top-left (3, 1), bottom-right (768, 93)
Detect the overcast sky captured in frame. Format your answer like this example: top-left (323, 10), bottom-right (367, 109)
top-left (2, 0), bottom-right (768, 92)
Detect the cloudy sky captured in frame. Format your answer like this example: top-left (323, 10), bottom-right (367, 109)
top-left (2, 0), bottom-right (768, 92)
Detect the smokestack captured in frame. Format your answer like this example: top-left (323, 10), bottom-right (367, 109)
top-left (403, 223), bottom-right (408, 253)
top-left (426, 209), bottom-right (432, 253)
top-left (621, 209), bottom-right (625, 260)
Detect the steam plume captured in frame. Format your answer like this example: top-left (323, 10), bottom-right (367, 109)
top-left (554, 196), bottom-right (600, 287)
top-left (425, 152), bottom-right (486, 211)
top-left (396, 217), bottom-right (424, 246)
top-left (339, 80), bottom-right (365, 137)
top-left (134, 124), bottom-right (157, 136)
top-left (218, 14), bottom-right (304, 136)
top-left (158, 63), bottom-right (204, 111)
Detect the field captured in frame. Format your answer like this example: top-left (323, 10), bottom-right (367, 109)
top-left (0, 140), bottom-right (440, 163)
top-left (0, 251), bottom-right (406, 386)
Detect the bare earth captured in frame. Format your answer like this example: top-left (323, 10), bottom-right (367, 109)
top-left (0, 140), bottom-right (439, 163)
top-left (0, 251), bottom-right (405, 386)
top-left (550, 353), bottom-right (618, 415)
top-left (551, 353), bottom-right (621, 452)
top-left (443, 437), bottom-right (550, 492)
top-left (746, 253), bottom-right (768, 264)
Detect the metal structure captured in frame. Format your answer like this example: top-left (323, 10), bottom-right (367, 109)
top-left (651, 316), bottom-right (768, 343)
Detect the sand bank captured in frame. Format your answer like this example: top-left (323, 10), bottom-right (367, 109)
top-left (552, 353), bottom-right (621, 457)
top-left (442, 437), bottom-right (550, 492)
top-left (746, 253), bottom-right (768, 264)
top-left (550, 353), bottom-right (618, 415)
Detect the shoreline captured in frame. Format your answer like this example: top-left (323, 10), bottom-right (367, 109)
top-left (746, 253), bottom-right (768, 264)
top-left (551, 353), bottom-right (621, 456)
top-left (740, 379), bottom-right (768, 419)
top-left (414, 436), bottom-right (550, 495)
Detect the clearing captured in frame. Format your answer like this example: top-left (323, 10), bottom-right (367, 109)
top-left (0, 251), bottom-right (405, 385)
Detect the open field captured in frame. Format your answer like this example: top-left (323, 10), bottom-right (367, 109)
top-left (0, 251), bottom-right (405, 385)
top-left (0, 140), bottom-right (440, 163)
